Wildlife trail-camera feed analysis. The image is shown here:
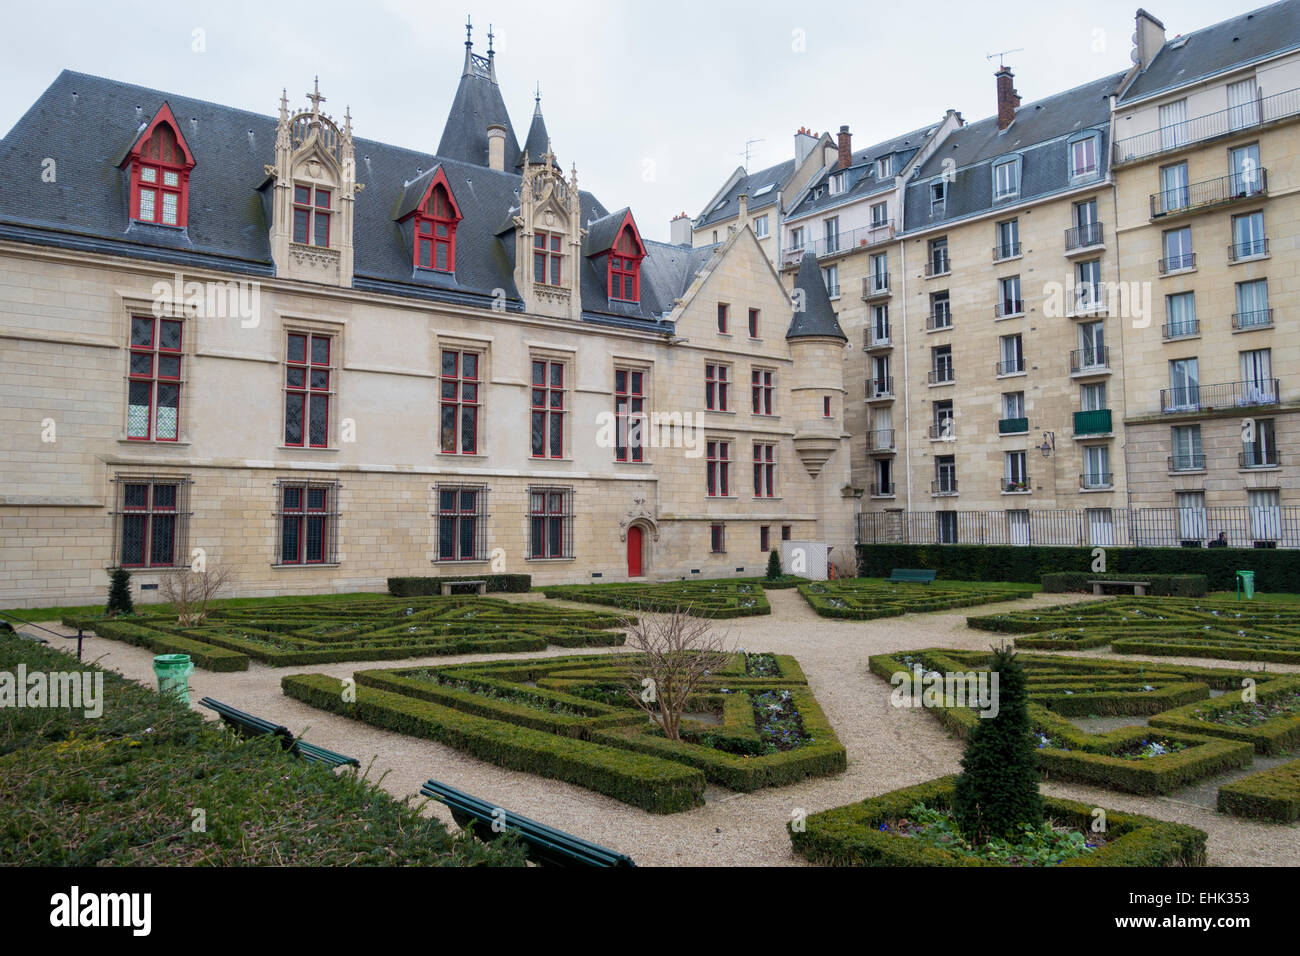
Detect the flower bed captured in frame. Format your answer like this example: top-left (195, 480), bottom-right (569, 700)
top-left (1217, 757), bottom-right (1300, 823)
top-left (540, 579), bottom-right (772, 617)
top-left (1149, 678), bottom-right (1300, 754)
top-left (797, 579), bottom-right (1033, 620)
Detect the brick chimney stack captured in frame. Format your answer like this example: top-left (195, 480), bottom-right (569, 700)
top-left (837, 125), bottom-right (852, 170)
top-left (996, 66), bottom-right (1021, 131)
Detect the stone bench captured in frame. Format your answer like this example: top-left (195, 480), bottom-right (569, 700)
top-left (441, 579), bottom-right (487, 596)
top-left (1089, 579), bottom-right (1150, 596)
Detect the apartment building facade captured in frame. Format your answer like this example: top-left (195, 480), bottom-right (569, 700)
top-left (0, 34), bottom-right (855, 607)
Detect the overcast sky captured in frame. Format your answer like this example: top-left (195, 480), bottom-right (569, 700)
top-left (0, 0), bottom-right (1269, 241)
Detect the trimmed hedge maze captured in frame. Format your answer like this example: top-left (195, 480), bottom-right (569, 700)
top-left (1217, 758), bottom-right (1300, 823)
top-left (540, 579), bottom-right (772, 617)
top-left (283, 651), bottom-right (845, 813)
top-left (969, 597), bottom-right (1300, 664)
top-left (790, 775), bottom-right (1208, 867)
top-left (868, 648), bottom-right (1287, 796)
top-left (798, 580), bottom-right (1034, 620)
top-left (66, 597), bottom-right (627, 671)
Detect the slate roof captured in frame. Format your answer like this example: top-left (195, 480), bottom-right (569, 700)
top-left (1120, 0), bottom-right (1300, 103)
top-left (0, 69), bottom-right (700, 328)
top-left (902, 71), bottom-right (1125, 234)
top-left (517, 99), bottom-right (555, 168)
top-left (786, 124), bottom-right (936, 221)
top-left (695, 158), bottom-right (794, 229)
top-left (785, 252), bottom-right (845, 341)
top-left (436, 49), bottom-right (522, 169)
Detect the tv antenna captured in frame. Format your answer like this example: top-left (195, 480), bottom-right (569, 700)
top-left (740, 138), bottom-right (764, 173)
top-left (986, 48), bottom-right (1024, 67)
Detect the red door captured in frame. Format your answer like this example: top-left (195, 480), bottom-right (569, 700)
top-left (627, 526), bottom-right (643, 577)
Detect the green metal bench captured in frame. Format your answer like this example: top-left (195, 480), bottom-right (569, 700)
top-left (199, 697), bottom-right (360, 770)
top-left (421, 779), bottom-right (635, 868)
top-left (889, 568), bottom-right (937, 584)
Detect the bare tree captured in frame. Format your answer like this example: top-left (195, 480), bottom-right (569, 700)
top-left (829, 548), bottom-right (858, 581)
top-left (621, 605), bottom-right (730, 742)
top-left (158, 565), bottom-right (233, 627)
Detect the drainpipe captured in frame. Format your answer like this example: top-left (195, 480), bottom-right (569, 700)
top-left (900, 238), bottom-right (913, 511)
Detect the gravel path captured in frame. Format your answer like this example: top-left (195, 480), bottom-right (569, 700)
top-left (36, 588), bottom-right (1300, 866)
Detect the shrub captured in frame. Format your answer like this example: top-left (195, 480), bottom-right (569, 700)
top-left (106, 567), bottom-right (134, 617)
top-left (387, 574), bottom-right (532, 596)
top-left (1217, 758), bottom-right (1300, 823)
top-left (766, 549), bottom-right (782, 581)
top-left (953, 646), bottom-right (1042, 843)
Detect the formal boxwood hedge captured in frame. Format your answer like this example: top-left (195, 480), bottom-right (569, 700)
top-left (858, 543), bottom-right (1300, 592)
top-left (797, 579), bottom-right (1032, 620)
top-left (387, 574), bottom-right (532, 596)
top-left (789, 775), bottom-right (1207, 866)
top-left (541, 579), bottom-right (771, 617)
top-left (66, 596), bottom-right (625, 670)
top-left (870, 648), bottom-right (1262, 795)
top-left (1041, 572), bottom-right (1207, 597)
top-left (285, 650), bottom-right (843, 811)
top-left (1150, 678), bottom-right (1300, 754)
top-left (1217, 758), bottom-right (1300, 823)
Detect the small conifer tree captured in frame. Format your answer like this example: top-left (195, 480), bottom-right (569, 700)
top-left (765, 549), bottom-right (782, 581)
top-left (106, 567), bottom-right (134, 617)
top-left (952, 644), bottom-right (1042, 844)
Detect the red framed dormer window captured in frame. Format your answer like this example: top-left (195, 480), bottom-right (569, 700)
top-left (125, 104), bottom-right (195, 227)
top-left (606, 214), bottom-right (646, 302)
top-left (412, 168), bottom-right (463, 272)
top-left (534, 232), bottom-right (563, 285)
top-left (293, 186), bottom-right (332, 247)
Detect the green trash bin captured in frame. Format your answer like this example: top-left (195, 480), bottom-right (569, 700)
top-left (1236, 571), bottom-right (1255, 601)
top-left (153, 653), bottom-right (194, 704)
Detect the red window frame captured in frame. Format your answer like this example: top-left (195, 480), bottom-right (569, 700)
top-left (285, 332), bottom-right (331, 448)
top-left (534, 232), bottom-right (563, 285)
top-left (615, 368), bottom-right (645, 462)
top-left (823, 395), bottom-right (832, 418)
top-left (782, 525), bottom-right (792, 541)
top-left (717, 302), bottom-right (729, 333)
top-left (751, 368), bottom-right (774, 416)
top-left (531, 360), bottom-right (565, 459)
top-left (279, 484), bottom-right (330, 565)
top-left (710, 523), bottom-right (726, 554)
top-left (760, 525), bottom-right (771, 552)
top-left (119, 481), bottom-right (179, 568)
top-left (705, 363), bottom-right (729, 412)
top-left (748, 308), bottom-right (760, 338)
top-left (753, 442), bottom-right (776, 498)
top-left (529, 488), bottom-right (571, 559)
top-left (440, 350), bottom-right (480, 454)
top-left (293, 185), bottom-right (332, 247)
top-left (413, 172), bottom-right (462, 272)
top-left (437, 486), bottom-right (484, 562)
top-left (127, 108), bottom-right (193, 227)
top-left (127, 316), bottom-right (182, 441)
top-left (607, 222), bottom-right (644, 302)
top-left (707, 441), bottom-right (730, 497)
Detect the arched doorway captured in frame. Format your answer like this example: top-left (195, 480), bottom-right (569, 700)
top-left (626, 525), bottom-right (644, 577)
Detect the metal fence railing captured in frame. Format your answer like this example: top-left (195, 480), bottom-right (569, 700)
top-left (1114, 87), bottom-right (1300, 164)
top-left (857, 506), bottom-right (1300, 549)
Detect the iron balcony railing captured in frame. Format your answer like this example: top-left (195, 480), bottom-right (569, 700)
top-left (1150, 170), bottom-right (1268, 218)
top-left (1069, 285), bottom-right (1107, 315)
top-left (867, 428), bottom-right (896, 452)
top-left (1160, 378), bottom-right (1280, 414)
top-left (867, 377), bottom-right (895, 400)
top-left (1114, 86), bottom-right (1300, 164)
top-left (869, 481), bottom-right (896, 497)
top-left (857, 506), bottom-right (1300, 549)
top-left (1162, 319), bottom-right (1199, 340)
top-left (1240, 448), bottom-right (1280, 469)
top-left (864, 329), bottom-right (892, 349)
top-left (1001, 477), bottom-right (1031, 493)
top-left (931, 477), bottom-right (959, 496)
top-left (924, 254), bottom-right (951, 277)
top-left (782, 222), bottom-right (896, 267)
top-left (999, 416), bottom-right (1028, 434)
top-left (995, 299), bottom-right (1024, 318)
top-left (1229, 238), bottom-right (1269, 262)
top-left (1158, 252), bottom-right (1196, 274)
top-left (1080, 471), bottom-right (1114, 489)
top-left (1168, 453), bottom-right (1207, 472)
top-left (925, 310), bottom-right (953, 331)
top-left (996, 358), bottom-right (1026, 376)
top-left (928, 366), bottom-right (955, 385)
top-left (1065, 221), bottom-right (1105, 251)
top-left (993, 241), bottom-right (1022, 261)
top-left (861, 273), bottom-right (892, 298)
top-left (1070, 346), bottom-right (1110, 374)
top-left (928, 422), bottom-right (956, 440)
top-left (1232, 309), bottom-right (1273, 330)
top-left (1073, 408), bottom-right (1112, 436)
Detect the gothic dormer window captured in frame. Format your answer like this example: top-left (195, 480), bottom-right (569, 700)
top-left (412, 169), bottom-right (462, 272)
top-left (293, 185), bottom-right (331, 246)
top-left (126, 104), bottom-right (195, 227)
top-left (534, 232), bottom-right (563, 285)
top-left (608, 218), bottom-right (645, 303)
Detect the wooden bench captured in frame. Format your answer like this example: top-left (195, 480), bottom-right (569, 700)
top-left (889, 568), bottom-right (937, 584)
top-left (1088, 579), bottom-right (1150, 596)
top-left (441, 579), bottom-right (487, 596)
top-left (199, 697), bottom-right (360, 770)
top-left (421, 779), bottom-right (635, 868)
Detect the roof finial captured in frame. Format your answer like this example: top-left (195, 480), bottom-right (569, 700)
top-left (279, 88), bottom-right (289, 120)
top-left (487, 24), bottom-right (494, 56)
top-left (307, 76), bottom-right (325, 115)
top-left (465, 14), bottom-right (473, 47)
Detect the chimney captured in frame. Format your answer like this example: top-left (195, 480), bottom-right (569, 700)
top-left (837, 125), bottom-right (852, 170)
top-left (486, 124), bottom-right (506, 171)
top-left (737, 193), bottom-right (749, 225)
top-left (996, 66), bottom-right (1021, 131)
top-left (670, 211), bottom-right (692, 246)
top-left (822, 142), bottom-right (837, 169)
top-left (1132, 9), bottom-right (1167, 71)
top-left (794, 127), bottom-right (817, 164)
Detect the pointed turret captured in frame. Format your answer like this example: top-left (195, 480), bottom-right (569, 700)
top-left (786, 252), bottom-right (847, 341)
top-left (518, 85), bottom-right (557, 169)
top-left (436, 17), bottom-right (521, 169)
